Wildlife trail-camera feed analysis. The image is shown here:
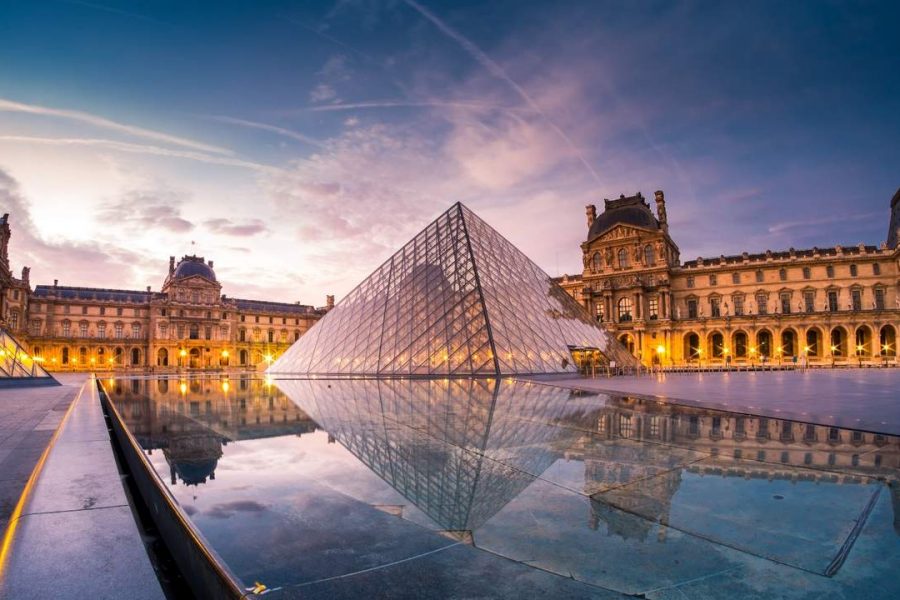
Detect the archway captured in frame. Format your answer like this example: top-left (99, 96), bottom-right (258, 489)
top-left (710, 331), bottom-right (725, 359)
top-left (617, 333), bottom-right (635, 356)
top-left (805, 328), bottom-right (822, 358)
top-left (855, 325), bottom-right (872, 357)
top-left (240, 349), bottom-right (248, 366)
top-left (756, 330), bottom-right (772, 358)
top-left (880, 325), bottom-right (897, 356)
top-left (733, 331), bottom-right (749, 358)
top-left (61, 347), bottom-right (70, 365)
top-left (189, 347), bottom-right (201, 368)
top-left (114, 347), bottom-right (124, 366)
top-left (780, 329), bottom-right (797, 358)
top-left (683, 332), bottom-right (700, 361)
top-left (131, 348), bottom-right (141, 366)
top-left (157, 348), bottom-right (169, 367)
top-left (830, 327), bottom-right (847, 357)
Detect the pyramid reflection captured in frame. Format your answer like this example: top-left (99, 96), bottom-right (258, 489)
top-left (276, 378), bottom-right (599, 533)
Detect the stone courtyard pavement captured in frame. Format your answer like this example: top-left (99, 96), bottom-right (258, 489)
top-left (539, 369), bottom-right (900, 435)
top-left (0, 374), bottom-right (88, 532)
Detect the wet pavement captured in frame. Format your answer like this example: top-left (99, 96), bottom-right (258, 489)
top-left (0, 373), bottom-right (87, 532)
top-left (105, 376), bottom-right (900, 599)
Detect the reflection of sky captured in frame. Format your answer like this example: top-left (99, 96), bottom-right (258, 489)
top-left (2, 2), bottom-right (898, 303)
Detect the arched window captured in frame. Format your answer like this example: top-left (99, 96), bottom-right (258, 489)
top-left (617, 297), bottom-right (633, 322)
top-left (684, 333), bottom-right (700, 360)
top-left (114, 347), bottom-right (124, 365)
top-left (781, 330), bottom-right (796, 357)
top-left (806, 329), bottom-right (820, 357)
top-left (239, 328), bottom-right (246, 342)
top-left (617, 248), bottom-right (629, 269)
top-left (591, 252), bottom-right (601, 272)
top-left (711, 332), bottom-right (725, 358)
top-left (880, 325), bottom-right (896, 356)
top-left (240, 349), bottom-right (248, 366)
top-left (757, 331), bottom-right (772, 357)
top-left (157, 348), bottom-right (168, 367)
top-left (644, 244), bottom-right (655, 266)
top-left (131, 348), bottom-right (141, 366)
top-left (830, 328), bottom-right (846, 356)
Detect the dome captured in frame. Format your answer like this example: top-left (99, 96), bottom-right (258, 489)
top-left (588, 194), bottom-right (659, 242)
top-left (172, 256), bottom-right (216, 282)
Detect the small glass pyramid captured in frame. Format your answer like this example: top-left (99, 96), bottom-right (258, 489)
top-left (0, 327), bottom-right (56, 384)
top-left (270, 202), bottom-right (636, 377)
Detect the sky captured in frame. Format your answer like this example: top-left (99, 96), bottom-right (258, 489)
top-left (0, 0), bottom-right (898, 304)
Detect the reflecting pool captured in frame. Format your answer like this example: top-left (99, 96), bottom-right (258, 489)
top-left (106, 376), bottom-right (900, 599)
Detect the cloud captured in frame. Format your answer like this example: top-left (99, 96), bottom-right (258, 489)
top-left (0, 135), bottom-right (282, 174)
top-left (0, 97), bottom-right (230, 155)
top-left (767, 211), bottom-right (882, 234)
top-left (310, 83), bottom-right (337, 103)
top-left (99, 191), bottom-right (195, 233)
top-left (0, 166), bottom-right (158, 286)
top-left (205, 500), bottom-right (269, 520)
top-left (204, 218), bottom-right (268, 237)
top-left (208, 115), bottom-right (324, 148)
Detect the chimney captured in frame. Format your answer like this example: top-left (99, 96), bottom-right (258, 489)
top-left (21, 266), bottom-right (29, 285)
top-left (654, 190), bottom-right (668, 233)
top-left (169, 256), bottom-right (175, 275)
top-left (326, 295), bottom-right (335, 309)
top-left (146, 286), bottom-right (151, 293)
top-left (53, 279), bottom-right (58, 288)
top-left (208, 260), bottom-right (214, 269)
top-left (585, 204), bottom-right (596, 228)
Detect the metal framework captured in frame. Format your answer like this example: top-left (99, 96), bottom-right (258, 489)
top-left (0, 326), bottom-right (55, 382)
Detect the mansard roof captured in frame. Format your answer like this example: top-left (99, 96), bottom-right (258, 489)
top-left (32, 285), bottom-right (157, 303)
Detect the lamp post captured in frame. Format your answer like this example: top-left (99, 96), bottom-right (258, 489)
top-left (179, 348), bottom-right (187, 370)
top-left (655, 345), bottom-right (665, 373)
top-left (856, 344), bottom-right (863, 368)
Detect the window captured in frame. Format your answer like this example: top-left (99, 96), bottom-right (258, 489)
top-left (61, 347), bottom-right (69, 364)
top-left (756, 270), bottom-right (764, 283)
top-left (79, 322), bottom-right (88, 337)
top-left (159, 324), bottom-right (167, 338)
top-left (802, 267), bottom-right (811, 279)
top-left (294, 331), bottom-right (301, 341)
top-left (648, 297), bottom-right (659, 319)
top-left (779, 268), bottom-right (787, 281)
top-left (731, 272), bottom-right (740, 284)
top-left (687, 299), bottom-right (698, 319)
top-left (192, 291), bottom-right (199, 303)
top-left (62, 321), bottom-right (71, 337)
top-left (644, 245), bottom-right (655, 266)
top-left (9, 311), bottom-right (18, 330)
top-left (617, 248), bottom-right (629, 269)
top-left (205, 326), bottom-right (212, 340)
top-left (161, 308), bottom-right (167, 317)
top-left (98, 323), bottom-right (107, 338)
top-left (267, 330), bottom-right (274, 343)
top-left (189, 324), bottom-right (199, 339)
top-left (617, 297), bottom-right (633, 322)
top-left (734, 332), bottom-right (748, 357)
top-left (591, 252), bottom-right (601, 272)
top-left (132, 324), bottom-right (141, 338)
top-left (240, 314), bottom-right (245, 322)
top-left (29, 320), bottom-right (40, 335)
top-left (851, 289), bottom-right (862, 311)
top-left (756, 294), bottom-right (768, 315)
top-left (828, 290), bottom-right (839, 312)
top-left (780, 293), bottom-right (791, 314)
top-left (781, 451), bottom-right (789, 464)
top-left (595, 302), bottom-right (604, 322)
top-left (804, 291), bottom-right (815, 313)
top-left (99, 306), bottom-right (106, 316)
top-left (687, 276), bottom-right (695, 289)
top-left (710, 297), bottom-right (721, 317)
top-left (828, 427), bottom-right (840, 442)
top-left (64, 304), bottom-right (71, 314)
top-left (619, 415), bottom-right (633, 438)
top-left (115, 323), bottom-right (124, 338)
top-left (826, 265), bottom-right (835, 278)
top-left (850, 264), bottom-right (858, 277)
top-left (733, 295), bottom-right (744, 316)
top-left (709, 274), bottom-right (717, 286)
top-left (254, 315), bottom-right (260, 323)
top-left (874, 288), bottom-right (885, 310)
top-left (81, 305), bottom-right (87, 315)
top-left (12, 290), bottom-right (18, 300)
top-left (873, 263), bottom-right (881, 275)
top-left (804, 452), bottom-right (812, 465)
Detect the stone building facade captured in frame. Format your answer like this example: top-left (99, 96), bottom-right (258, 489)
top-left (557, 189), bottom-right (900, 367)
top-left (0, 217), bottom-right (329, 371)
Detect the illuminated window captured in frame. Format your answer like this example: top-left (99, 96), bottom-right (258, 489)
top-left (62, 321), bottom-right (71, 337)
top-left (648, 297), bottom-right (659, 319)
top-left (617, 297), bottom-right (633, 322)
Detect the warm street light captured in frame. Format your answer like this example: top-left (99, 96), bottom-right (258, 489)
top-left (179, 349), bottom-right (187, 357)
top-left (656, 345), bottom-right (665, 355)
top-left (221, 350), bottom-right (229, 358)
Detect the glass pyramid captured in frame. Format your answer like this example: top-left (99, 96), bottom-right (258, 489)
top-left (270, 202), bottom-right (636, 377)
top-left (0, 327), bottom-right (56, 385)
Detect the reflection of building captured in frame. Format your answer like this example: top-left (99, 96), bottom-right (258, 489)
top-left (557, 190), bottom-right (900, 366)
top-left (570, 396), bottom-right (900, 539)
top-left (107, 376), bottom-right (317, 485)
top-left (0, 219), bottom-right (331, 371)
top-left (277, 378), bottom-right (597, 535)
top-left (272, 202), bottom-right (636, 377)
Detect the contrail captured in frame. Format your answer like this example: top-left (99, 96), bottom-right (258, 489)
top-left (402, 0), bottom-right (602, 185)
top-left (0, 98), bottom-right (232, 156)
top-left (0, 135), bottom-right (281, 174)
top-left (209, 115), bottom-right (325, 149)
top-left (302, 99), bottom-right (530, 115)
